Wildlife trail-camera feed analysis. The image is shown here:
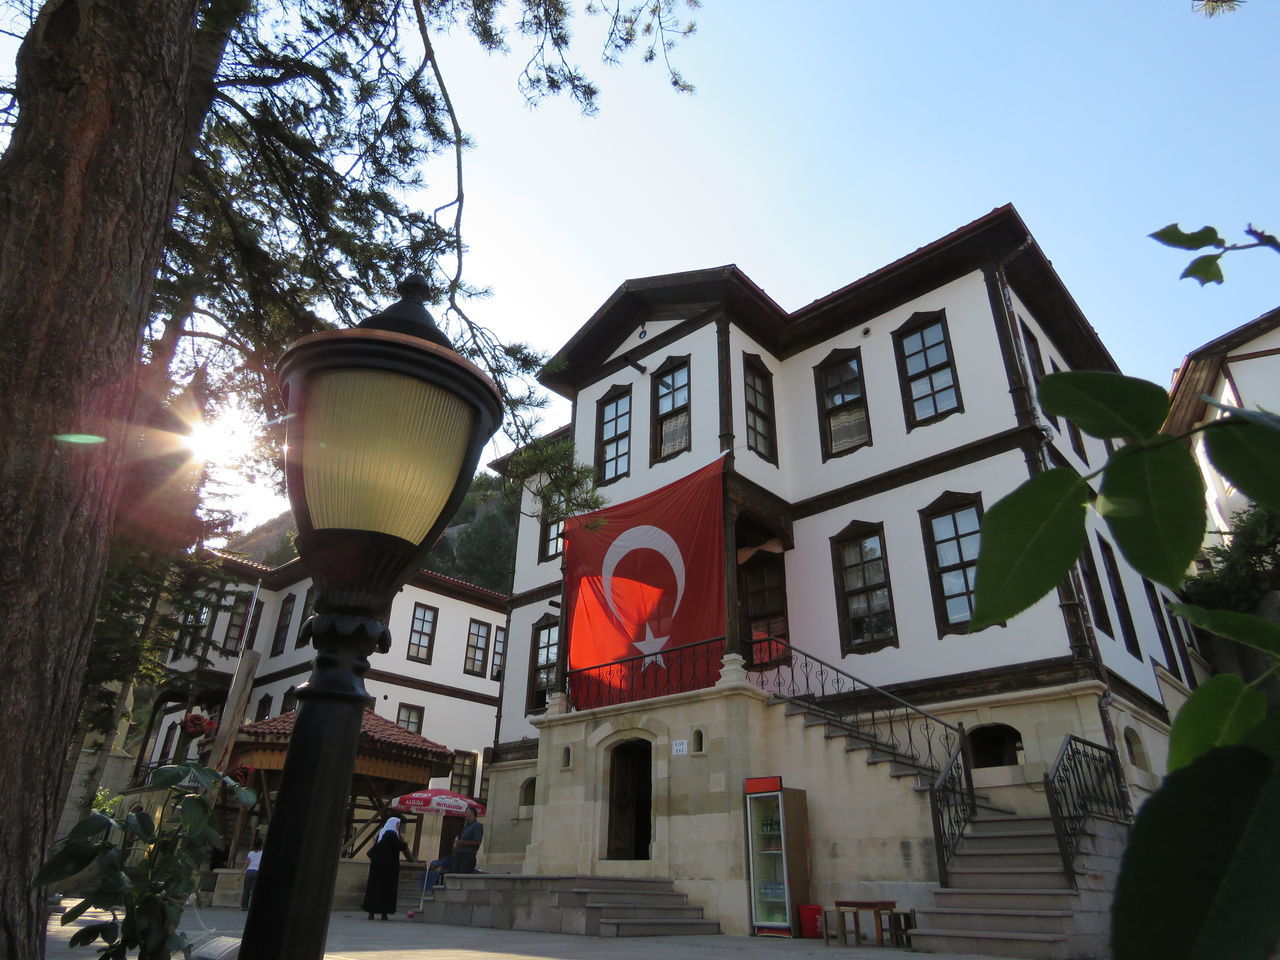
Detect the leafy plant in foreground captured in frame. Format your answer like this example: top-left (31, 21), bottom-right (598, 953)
top-left (970, 362), bottom-right (1280, 959)
top-left (38, 761), bottom-right (256, 960)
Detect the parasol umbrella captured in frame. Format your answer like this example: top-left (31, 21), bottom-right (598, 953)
top-left (390, 788), bottom-right (486, 817)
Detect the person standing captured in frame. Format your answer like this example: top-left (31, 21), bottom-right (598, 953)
top-left (451, 806), bottom-right (483, 875)
top-left (362, 817), bottom-right (414, 920)
top-left (241, 838), bottom-right (263, 911)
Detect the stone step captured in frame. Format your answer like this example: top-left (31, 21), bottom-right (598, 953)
top-left (916, 905), bottom-right (1075, 934)
top-left (958, 831), bottom-right (1058, 852)
top-left (909, 928), bottom-right (1071, 960)
top-left (571, 889), bottom-right (690, 906)
top-left (598, 917), bottom-right (722, 937)
top-left (933, 888), bottom-right (1079, 911)
top-left (951, 848), bottom-right (1065, 870)
top-left (944, 866), bottom-right (1072, 890)
top-left (968, 816), bottom-right (1056, 835)
top-left (586, 903), bottom-right (706, 920)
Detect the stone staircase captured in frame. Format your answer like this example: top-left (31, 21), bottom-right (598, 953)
top-left (910, 813), bottom-right (1121, 960)
top-left (402, 872), bottom-right (721, 937)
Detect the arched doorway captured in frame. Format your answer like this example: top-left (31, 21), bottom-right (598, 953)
top-left (606, 739), bottom-right (652, 860)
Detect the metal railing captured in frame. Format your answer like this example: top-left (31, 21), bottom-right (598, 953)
top-left (928, 729), bottom-right (974, 887)
top-left (1044, 734), bottom-right (1132, 887)
top-left (566, 636), bottom-right (727, 710)
top-left (744, 636), bottom-right (962, 771)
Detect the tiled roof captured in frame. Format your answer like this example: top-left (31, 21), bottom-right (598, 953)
top-left (239, 708), bottom-right (453, 762)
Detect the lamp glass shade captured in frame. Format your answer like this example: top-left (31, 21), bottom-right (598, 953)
top-left (299, 368), bottom-right (475, 544)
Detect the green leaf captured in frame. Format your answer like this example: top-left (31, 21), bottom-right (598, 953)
top-left (100, 921), bottom-right (120, 946)
top-left (1202, 399), bottom-right (1280, 434)
top-left (35, 840), bottom-right (103, 885)
top-left (1099, 442), bottom-right (1204, 588)
top-left (148, 765), bottom-right (188, 789)
top-left (1168, 675), bottom-right (1267, 773)
top-left (1169, 603), bottom-right (1280, 660)
top-left (1204, 417), bottom-right (1280, 513)
top-left (970, 469), bottom-right (1089, 629)
top-left (60, 898), bottom-right (95, 925)
top-left (180, 795), bottom-right (213, 834)
top-left (1038, 372), bottom-right (1170, 441)
top-left (185, 765), bottom-right (217, 790)
top-left (1150, 223), bottom-right (1225, 251)
top-left (1112, 746), bottom-right (1280, 960)
top-left (67, 810), bottom-right (114, 842)
top-left (125, 809), bottom-right (155, 841)
top-left (234, 786), bottom-right (257, 808)
top-left (1181, 253), bottom-right (1225, 285)
top-left (1241, 713), bottom-right (1280, 765)
top-left (69, 922), bottom-right (111, 948)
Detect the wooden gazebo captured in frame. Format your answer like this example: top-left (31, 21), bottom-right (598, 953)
top-left (223, 708), bottom-right (454, 862)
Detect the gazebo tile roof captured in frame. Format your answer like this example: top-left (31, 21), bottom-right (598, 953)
top-left (239, 708), bottom-right (452, 762)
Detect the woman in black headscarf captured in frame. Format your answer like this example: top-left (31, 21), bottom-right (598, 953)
top-left (361, 817), bottom-right (414, 920)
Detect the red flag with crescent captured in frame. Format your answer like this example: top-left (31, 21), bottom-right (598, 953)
top-left (565, 457), bottom-right (726, 707)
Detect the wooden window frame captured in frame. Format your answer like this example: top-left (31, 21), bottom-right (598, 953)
top-left (396, 702), bottom-right (424, 734)
top-left (893, 310), bottom-right (964, 430)
top-left (491, 625), bottom-right (507, 681)
top-left (294, 586), bottom-right (315, 648)
top-left (831, 519), bottom-right (898, 655)
top-left (450, 751), bottom-right (479, 798)
top-left (254, 693), bottom-right (273, 721)
top-left (1143, 578), bottom-right (1182, 681)
top-left (526, 613), bottom-right (560, 714)
top-left (1022, 322), bottom-right (1059, 430)
top-left (740, 551), bottom-right (788, 644)
top-left (595, 383), bottom-right (632, 485)
top-left (406, 602), bottom-right (438, 664)
top-left (538, 500), bottom-right (564, 562)
top-left (1097, 535), bottom-right (1142, 660)
top-left (742, 353), bottom-right (777, 464)
top-left (1078, 541), bottom-right (1113, 637)
top-left (814, 347), bottom-right (872, 460)
top-left (464, 619), bottom-right (491, 677)
top-left (650, 354), bottom-right (692, 465)
top-left (222, 593), bottom-right (252, 654)
top-left (269, 594), bottom-right (296, 657)
top-left (920, 491), bottom-right (984, 637)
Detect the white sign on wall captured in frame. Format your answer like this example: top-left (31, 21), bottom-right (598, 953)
top-left (671, 739), bottom-right (689, 756)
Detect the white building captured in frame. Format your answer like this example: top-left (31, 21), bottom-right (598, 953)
top-left (478, 205), bottom-right (1209, 956)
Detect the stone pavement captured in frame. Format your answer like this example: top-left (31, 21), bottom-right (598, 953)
top-left (47, 902), bottom-right (1004, 959)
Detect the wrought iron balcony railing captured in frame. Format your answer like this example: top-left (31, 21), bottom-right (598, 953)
top-left (566, 636), bottom-right (727, 710)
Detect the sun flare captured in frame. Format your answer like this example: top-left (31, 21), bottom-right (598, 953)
top-left (183, 410), bottom-right (257, 467)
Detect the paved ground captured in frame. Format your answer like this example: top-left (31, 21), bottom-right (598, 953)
top-left (47, 902), bottom-right (1003, 959)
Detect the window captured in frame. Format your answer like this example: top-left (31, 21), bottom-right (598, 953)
top-left (1162, 597), bottom-right (1198, 690)
top-left (815, 348), bottom-right (871, 459)
top-left (407, 603), bottom-right (438, 664)
top-left (741, 552), bottom-right (788, 642)
top-left (1021, 323), bottom-right (1058, 430)
top-left (1049, 358), bottom-right (1089, 464)
top-left (527, 616), bottom-right (560, 713)
top-left (519, 777), bottom-right (537, 806)
top-left (1143, 579), bottom-right (1182, 681)
top-left (464, 619), bottom-right (491, 676)
top-left (270, 594), bottom-right (296, 657)
top-left (651, 356), bottom-right (691, 462)
top-left (223, 593), bottom-right (252, 653)
top-left (1078, 542), bottom-right (1113, 637)
top-left (396, 703), bottom-right (424, 734)
top-left (596, 385), bottom-right (631, 483)
top-left (491, 626), bottom-right (506, 681)
top-left (244, 599), bottom-right (264, 652)
top-left (1124, 727), bottom-right (1150, 771)
top-left (832, 520), bottom-right (897, 654)
top-left (255, 694), bottom-right (272, 721)
top-left (160, 723), bottom-right (178, 763)
top-left (895, 311), bottom-right (962, 428)
top-left (294, 587), bottom-right (315, 648)
top-left (281, 687), bottom-right (297, 714)
top-left (743, 355), bottom-right (777, 463)
top-left (450, 751), bottom-right (478, 798)
top-left (1097, 537), bottom-right (1141, 660)
top-left (539, 501), bottom-right (564, 562)
top-left (922, 493), bottom-right (982, 634)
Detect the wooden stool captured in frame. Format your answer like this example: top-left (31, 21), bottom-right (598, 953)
top-left (889, 909), bottom-right (916, 947)
top-left (822, 909), bottom-right (839, 947)
top-left (833, 900), bottom-right (896, 947)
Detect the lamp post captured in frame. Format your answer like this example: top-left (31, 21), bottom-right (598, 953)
top-left (238, 276), bottom-right (501, 960)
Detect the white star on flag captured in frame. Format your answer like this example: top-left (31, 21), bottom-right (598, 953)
top-left (633, 624), bottom-right (668, 669)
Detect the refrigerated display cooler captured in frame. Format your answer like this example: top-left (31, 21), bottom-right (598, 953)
top-left (744, 776), bottom-right (810, 936)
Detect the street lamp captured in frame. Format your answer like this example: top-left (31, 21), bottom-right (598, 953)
top-left (239, 276), bottom-right (501, 960)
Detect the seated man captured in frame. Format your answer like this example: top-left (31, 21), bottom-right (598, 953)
top-left (426, 807), bottom-right (484, 888)
top-left (424, 854), bottom-right (453, 889)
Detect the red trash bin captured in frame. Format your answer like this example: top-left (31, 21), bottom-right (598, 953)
top-left (798, 904), bottom-right (823, 939)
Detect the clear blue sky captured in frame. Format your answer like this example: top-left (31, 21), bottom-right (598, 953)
top-left (432, 0), bottom-right (1278, 434)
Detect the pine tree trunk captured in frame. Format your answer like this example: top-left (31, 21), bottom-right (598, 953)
top-left (0, 2), bottom-right (209, 956)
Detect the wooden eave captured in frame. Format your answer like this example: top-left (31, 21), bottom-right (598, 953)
top-left (538, 205), bottom-right (1118, 397)
top-left (1165, 305), bottom-right (1280, 436)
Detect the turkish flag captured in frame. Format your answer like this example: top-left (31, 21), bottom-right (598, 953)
top-left (565, 457), bottom-right (726, 708)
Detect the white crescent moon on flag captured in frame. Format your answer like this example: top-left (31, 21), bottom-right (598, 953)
top-left (600, 524), bottom-right (686, 625)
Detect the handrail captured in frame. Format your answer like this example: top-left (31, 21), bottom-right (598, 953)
top-left (928, 724), bottom-right (974, 887)
top-left (744, 636), bottom-right (961, 771)
top-left (1043, 734), bottom-right (1132, 888)
top-left (566, 636), bottom-right (727, 710)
